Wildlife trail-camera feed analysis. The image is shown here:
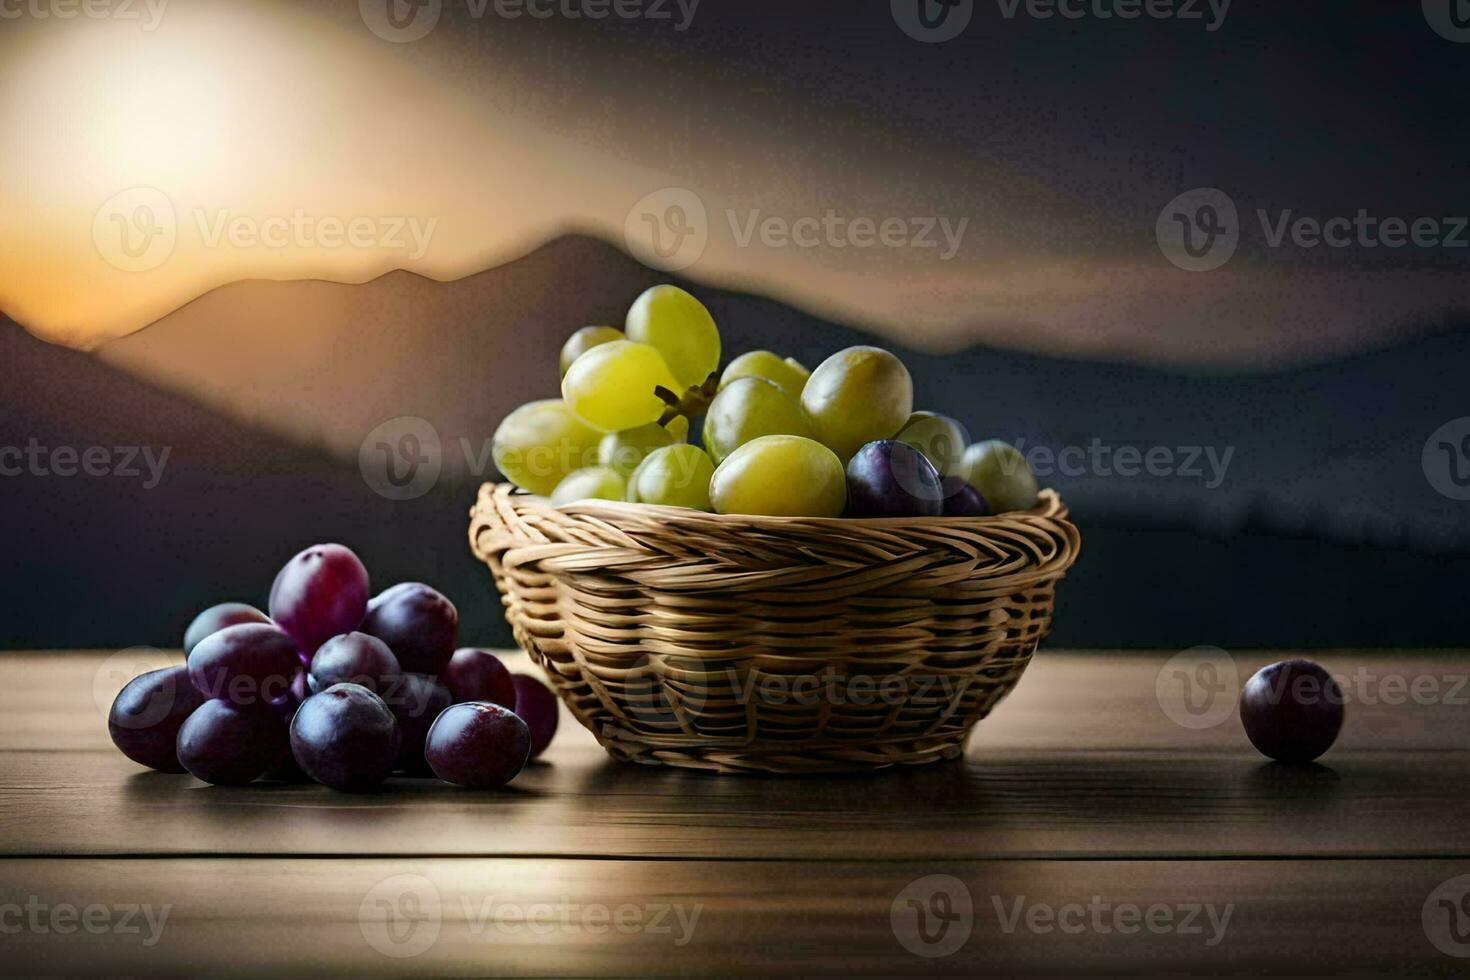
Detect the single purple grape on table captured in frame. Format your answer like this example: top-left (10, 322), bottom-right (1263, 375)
top-left (510, 673), bottom-right (559, 759)
top-left (289, 683), bottom-right (400, 792)
top-left (188, 622), bottom-right (301, 709)
top-left (1239, 658), bottom-right (1345, 763)
top-left (845, 440), bottom-right (944, 518)
top-left (942, 482), bottom-right (989, 517)
top-left (176, 699), bottom-right (289, 786)
top-left (360, 583), bottom-right (459, 674)
top-left (108, 666), bottom-right (208, 773)
top-left (268, 544), bottom-right (370, 657)
top-left (182, 603), bottom-right (272, 656)
top-left (443, 648), bottom-right (515, 707)
top-left (425, 701), bottom-right (531, 789)
top-left (308, 632), bottom-right (401, 695)
top-left (383, 672), bottom-right (453, 774)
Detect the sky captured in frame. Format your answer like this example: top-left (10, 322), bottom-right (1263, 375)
top-left (0, 0), bottom-right (1466, 365)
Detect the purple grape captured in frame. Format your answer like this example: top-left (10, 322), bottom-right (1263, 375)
top-left (443, 648), bottom-right (515, 707)
top-left (845, 440), bottom-right (943, 518)
top-left (176, 699), bottom-right (289, 786)
top-left (309, 632), bottom-right (401, 695)
top-left (261, 747), bottom-right (310, 783)
top-left (1240, 658), bottom-right (1345, 763)
top-left (943, 482), bottom-right (989, 517)
top-left (268, 544), bottom-right (370, 656)
top-left (183, 602), bottom-right (271, 656)
top-left (188, 622), bottom-right (301, 709)
top-left (271, 668), bottom-right (309, 725)
top-left (108, 666), bottom-right (208, 773)
top-left (289, 683), bottom-right (400, 792)
top-left (511, 673), bottom-right (559, 759)
top-left (383, 672), bottom-right (453, 774)
top-left (360, 583), bottom-right (459, 674)
top-left (425, 701), bottom-right (530, 789)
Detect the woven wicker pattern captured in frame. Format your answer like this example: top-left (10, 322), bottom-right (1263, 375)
top-left (469, 482), bottom-right (1081, 773)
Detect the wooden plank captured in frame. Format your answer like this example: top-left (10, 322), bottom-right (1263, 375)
top-left (0, 857), bottom-right (1464, 975)
top-left (2, 651), bottom-right (1469, 860)
top-left (5, 649), bottom-right (1469, 753)
top-left (1, 747), bottom-right (1468, 860)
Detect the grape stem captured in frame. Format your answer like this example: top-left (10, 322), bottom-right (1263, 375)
top-left (657, 374), bottom-right (719, 426)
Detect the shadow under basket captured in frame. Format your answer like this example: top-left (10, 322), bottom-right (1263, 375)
top-left (469, 482), bottom-right (1081, 774)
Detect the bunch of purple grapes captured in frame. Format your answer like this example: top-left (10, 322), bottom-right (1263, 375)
top-left (107, 543), bottom-right (559, 792)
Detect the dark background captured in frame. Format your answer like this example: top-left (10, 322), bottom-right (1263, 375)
top-left (3, 0), bottom-right (1469, 651)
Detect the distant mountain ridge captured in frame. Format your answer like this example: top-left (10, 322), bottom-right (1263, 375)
top-left (6, 234), bottom-right (1470, 650)
top-left (96, 234), bottom-right (1470, 553)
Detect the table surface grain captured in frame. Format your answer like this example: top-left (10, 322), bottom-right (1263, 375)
top-left (2, 648), bottom-right (1468, 976)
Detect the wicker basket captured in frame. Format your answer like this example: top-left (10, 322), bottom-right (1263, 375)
top-left (469, 482), bottom-right (1080, 774)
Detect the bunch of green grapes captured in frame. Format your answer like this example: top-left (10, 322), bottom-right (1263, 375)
top-left (493, 284), bottom-right (1040, 519)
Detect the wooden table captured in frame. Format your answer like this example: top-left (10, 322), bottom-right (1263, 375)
top-left (3, 649), bottom-right (1468, 975)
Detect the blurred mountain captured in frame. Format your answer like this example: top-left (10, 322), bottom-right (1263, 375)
top-left (99, 234), bottom-right (1470, 552)
top-left (0, 318), bottom-right (502, 651)
top-left (6, 234), bottom-right (1470, 649)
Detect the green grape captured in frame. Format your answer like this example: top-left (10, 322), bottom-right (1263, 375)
top-left (702, 377), bottom-right (812, 464)
top-left (960, 440), bottom-right (1039, 513)
top-left (800, 346), bottom-right (913, 463)
top-left (598, 423), bottom-right (676, 478)
top-left (895, 411), bottom-right (969, 478)
top-left (559, 325), bottom-right (625, 378)
top-left (492, 399), bottom-right (602, 496)
top-left (624, 285), bottom-right (720, 390)
top-left (561, 340), bottom-right (679, 433)
top-left (629, 444), bottom-right (714, 510)
top-left (719, 351), bottom-right (810, 400)
top-left (664, 414), bottom-right (690, 443)
top-left (550, 466), bottom-right (626, 506)
top-left (709, 435), bottom-right (846, 518)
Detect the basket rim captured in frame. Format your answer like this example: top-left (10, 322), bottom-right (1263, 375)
top-left (482, 482), bottom-right (1070, 529)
